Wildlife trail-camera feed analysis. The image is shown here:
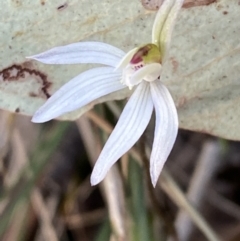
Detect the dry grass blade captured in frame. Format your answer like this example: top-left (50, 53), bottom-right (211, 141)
top-left (0, 122), bottom-right (69, 240)
top-left (5, 128), bottom-right (29, 186)
top-left (206, 188), bottom-right (240, 221)
top-left (174, 140), bottom-right (222, 241)
top-left (9, 124), bottom-right (59, 241)
top-left (160, 169), bottom-right (222, 241)
top-left (105, 102), bottom-right (122, 117)
top-left (31, 189), bottom-right (59, 241)
top-left (2, 202), bottom-right (27, 241)
top-left (0, 111), bottom-right (14, 159)
top-left (102, 166), bottom-right (127, 239)
top-left (66, 209), bottom-right (106, 228)
top-left (76, 116), bottom-right (127, 240)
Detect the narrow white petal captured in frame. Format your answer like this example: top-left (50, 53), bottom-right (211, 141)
top-left (32, 67), bottom-right (124, 123)
top-left (152, 0), bottom-right (175, 47)
top-left (115, 48), bottom-right (138, 70)
top-left (160, 0), bottom-right (184, 62)
top-left (130, 63), bottom-right (162, 85)
top-left (91, 82), bottom-right (153, 185)
top-left (150, 81), bottom-right (178, 187)
top-left (27, 42), bottom-right (125, 67)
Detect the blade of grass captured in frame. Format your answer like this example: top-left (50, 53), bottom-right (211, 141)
top-left (159, 169), bottom-right (222, 241)
top-left (175, 140), bottom-right (221, 241)
top-left (95, 219), bottom-right (111, 241)
top-left (128, 157), bottom-right (153, 241)
top-left (77, 116), bottom-right (127, 240)
top-left (0, 122), bottom-right (70, 239)
top-left (31, 189), bottom-right (58, 241)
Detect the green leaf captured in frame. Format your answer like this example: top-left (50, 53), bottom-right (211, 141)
top-left (0, 0), bottom-right (239, 139)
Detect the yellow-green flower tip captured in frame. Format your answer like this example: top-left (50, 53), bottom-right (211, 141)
top-left (130, 44), bottom-right (162, 65)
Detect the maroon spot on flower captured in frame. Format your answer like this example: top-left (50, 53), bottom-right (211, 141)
top-left (130, 45), bottom-right (151, 64)
top-left (131, 52), bottom-right (143, 64)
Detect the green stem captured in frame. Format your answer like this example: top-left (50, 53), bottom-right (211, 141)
top-left (128, 157), bottom-right (153, 241)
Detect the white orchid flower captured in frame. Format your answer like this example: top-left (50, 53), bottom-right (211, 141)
top-left (29, 0), bottom-right (184, 187)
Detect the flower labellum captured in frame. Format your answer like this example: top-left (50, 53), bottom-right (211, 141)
top-left (29, 0), bottom-right (184, 187)
top-left (120, 44), bottom-right (162, 89)
top-left (130, 44), bottom-right (162, 65)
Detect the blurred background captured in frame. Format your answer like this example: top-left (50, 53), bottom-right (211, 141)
top-left (0, 100), bottom-right (240, 241)
top-left (0, 0), bottom-right (239, 240)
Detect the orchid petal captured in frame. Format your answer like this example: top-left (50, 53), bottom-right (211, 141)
top-left (130, 63), bottom-right (162, 85)
top-left (160, 0), bottom-right (184, 62)
top-left (91, 82), bottom-right (153, 185)
top-left (115, 48), bottom-right (138, 70)
top-left (152, 0), bottom-right (175, 48)
top-left (149, 81), bottom-right (178, 187)
top-left (27, 42), bottom-right (125, 67)
top-left (32, 67), bottom-right (125, 123)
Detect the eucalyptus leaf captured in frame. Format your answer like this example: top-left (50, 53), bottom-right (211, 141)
top-left (0, 0), bottom-right (239, 139)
